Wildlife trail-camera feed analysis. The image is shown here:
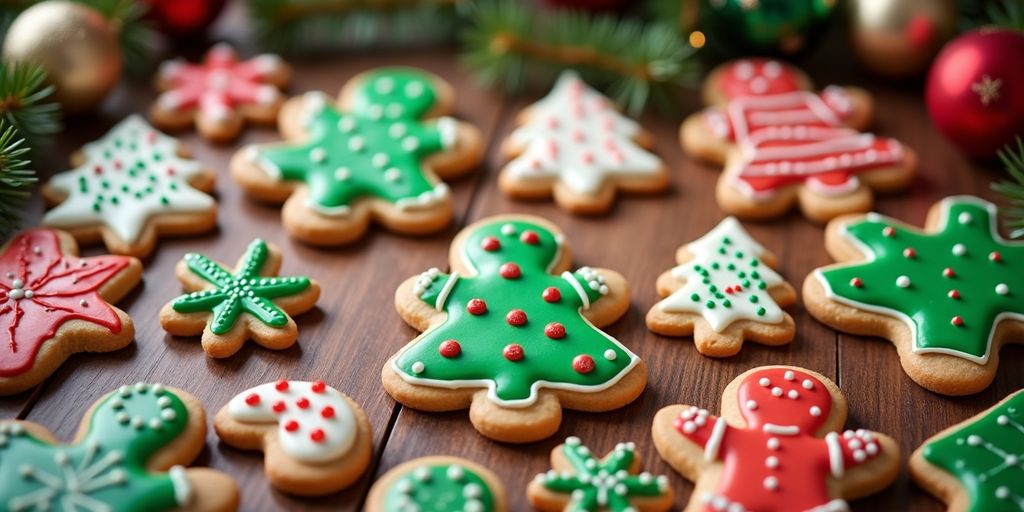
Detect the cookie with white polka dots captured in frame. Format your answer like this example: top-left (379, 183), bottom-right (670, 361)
top-left (383, 215), bottom-right (646, 443)
top-left (652, 366), bottom-right (900, 512)
top-left (230, 67), bottom-right (484, 246)
top-left (213, 380), bottom-right (372, 496)
top-left (804, 196), bottom-right (1024, 395)
top-left (366, 456), bottom-right (507, 511)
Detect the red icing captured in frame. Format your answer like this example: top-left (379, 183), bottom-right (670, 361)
top-left (506, 309), bottom-right (527, 326)
top-left (158, 44), bottom-right (281, 117)
top-left (311, 380), bottom-right (326, 393)
top-left (883, 226), bottom-right (895, 237)
top-left (321, 406), bottom-right (335, 419)
top-left (296, 397), bottom-right (310, 409)
top-left (499, 263), bottom-right (521, 279)
top-left (903, 248), bottom-right (916, 258)
top-left (542, 287), bottom-right (561, 302)
top-left (943, 267), bottom-right (955, 278)
top-left (275, 379), bottom-right (289, 391)
top-left (850, 277), bottom-right (862, 288)
top-left (273, 401), bottom-right (286, 413)
top-left (284, 420), bottom-right (299, 432)
top-left (990, 251), bottom-right (1002, 262)
top-left (481, 237), bottom-right (501, 252)
top-left (245, 393), bottom-right (261, 406)
top-left (503, 344), bottom-right (524, 361)
top-left (572, 354), bottom-right (595, 374)
top-left (952, 316), bottom-right (964, 326)
top-left (310, 429), bottom-right (325, 443)
top-left (545, 322), bottom-right (566, 339)
top-left (520, 231), bottom-right (540, 245)
top-left (466, 298), bottom-right (487, 315)
top-left (948, 290), bottom-right (961, 299)
top-left (716, 59), bottom-right (804, 100)
top-left (439, 339), bottom-right (461, 358)
top-left (0, 229), bottom-right (130, 377)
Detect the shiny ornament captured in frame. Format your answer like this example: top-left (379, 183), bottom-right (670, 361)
top-left (926, 29), bottom-right (1024, 160)
top-left (144, 0), bottom-right (227, 38)
top-left (846, 0), bottom-right (957, 78)
top-left (2, 1), bottom-right (122, 115)
top-left (699, 0), bottom-right (835, 56)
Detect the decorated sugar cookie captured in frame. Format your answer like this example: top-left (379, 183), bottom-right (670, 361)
top-left (41, 115), bottom-right (217, 258)
top-left (151, 43), bottom-right (291, 143)
top-left (646, 217), bottom-right (797, 357)
top-left (681, 58), bottom-right (917, 222)
top-left (366, 456), bottom-right (507, 511)
top-left (383, 215), bottom-right (646, 443)
top-left (0, 382), bottom-right (238, 511)
top-left (911, 389), bottom-right (1024, 512)
top-left (499, 71), bottom-right (668, 214)
top-left (0, 229), bottom-right (142, 395)
top-left (804, 196), bottom-right (1024, 395)
top-left (231, 67), bottom-right (484, 246)
top-left (214, 379), bottom-right (372, 496)
top-left (527, 437), bottom-right (673, 512)
top-left (159, 239), bottom-right (320, 358)
top-left (652, 366), bottom-right (900, 512)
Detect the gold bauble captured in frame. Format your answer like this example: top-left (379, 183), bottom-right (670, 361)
top-left (846, 0), bottom-right (957, 78)
top-left (3, 1), bottom-right (122, 114)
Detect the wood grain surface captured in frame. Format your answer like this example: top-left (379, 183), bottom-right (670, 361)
top-left (2, 10), bottom-right (1021, 511)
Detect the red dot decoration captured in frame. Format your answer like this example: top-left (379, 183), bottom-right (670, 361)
top-left (951, 316), bottom-right (964, 326)
top-left (245, 393), bottom-right (261, 406)
top-left (883, 226), bottom-right (895, 237)
top-left (296, 397), bottom-right (310, 409)
top-left (990, 251), bottom-right (1002, 262)
top-left (439, 339), bottom-right (462, 358)
top-left (542, 287), bottom-right (561, 302)
top-left (310, 429), bottom-right (326, 443)
top-left (275, 380), bottom-right (289, 392)
top-left (943, 267), bottom-right (956, 278)
top-left (272, 401), bottom-right (286, 413)
top-left (311, 380), bottom-right (326, 393)
top-left (481, 236), bottom-right (501, 252)
top-left (499, 263), bottom-right (521, 279)
top-left (321, 406), bottom-right (335, 419)
top-left (503, 344), bottom-right (524, 361)
top-left (850, 277), bottom-right (863, 288)
top-left (506, 309), bottom-right (528, 326)
top-left (466, 298), bottom-right (487, 315)
top-left (903, 248), bottom-right (917, 258)
top-left (284, 420), bottom-right (299, 432)
top-left (520, 230), bottom-right (540, 245)
top-left (948, 289), bottom-right (961, 300)
top-left (573, 355), bottom-right (596, 374)
top-left (545, 322), bottom-right (566, 339)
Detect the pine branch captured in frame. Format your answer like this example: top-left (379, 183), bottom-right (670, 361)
top-left (75, 0), bottom-right (159, 78)
top-left (461, 0), bottom-right (698, 115)
top-left (958, 0), bottom-right (1024, 31)
top-left (992, 137), bottom-right (1024, 239)
top-left (0, 122), bottom-right (34, 239)
top-left (0, 61), bottom-right (60, 146)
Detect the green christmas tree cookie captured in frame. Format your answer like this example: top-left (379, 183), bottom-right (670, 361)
top-left (384, 215), bottom-right (645, 442)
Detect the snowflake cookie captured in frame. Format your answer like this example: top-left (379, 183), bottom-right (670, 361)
top-left (0, 382), bottom-right (238, 511)
top-left (383, 215), bottom-right (646, 443)
top-left (366, 456), bottom-right (507, 511)
top-left (911, 389), bottom-right (1024, 512)
top-left (804, 196), bottom-right (1024, 395)
top-left (41, 115), bottom-right (217, 258)
top-left (681, 58), bottom-right (917, 223)
top-left (527, 437), bottom-right (673, 512)
top-left (652, 366), bottom-right (900, 512)
top-left (159, 239), bottom-right (321, 358)
top-left (214, 379), bottom-right (372, 496)
top-left (499, 71), bottom-right (668, 214)
top-left (151, 43), bottom-right (291, 143)
top-left (646, 217), bottom-right (797, 357)
top-left (0, 229), bottom-right (142, 395)
top-left (231, 67), bottom-right (484, 246)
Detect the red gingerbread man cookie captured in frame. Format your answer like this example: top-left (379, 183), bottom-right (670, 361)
top-left (652, 366), bottom-right (900, 511)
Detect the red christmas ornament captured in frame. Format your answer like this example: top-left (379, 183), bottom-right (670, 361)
top-left (144, 0), bottom-right (227, 38)
top-left (925, 29), bottom-right (1024, 159)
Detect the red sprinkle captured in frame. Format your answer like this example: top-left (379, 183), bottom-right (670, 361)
top-left (275, 380), bottom-right (289, 392)
top-left (943, 267), bottom-right (955, 278)
top-left (272, 401), bottom-right (286, 413)
top-left (310, 429), bottom-right (325, 443)
top-left (500, 263), bottom-right (521, 279)
top-left (573, 355), bottom-right (596, 374)
top-left (951, 316), bottom-right (964, 326)
top-left (466, 298), bottom-right (488, 315)
top-left (481, 236), bottom-right (501, 252)
top-left (321, 406), bottom-right (335, 419)
top-left (542, 287), bottom-right (561, 302)
top-left (545, 322), bottom-right (566, 339)
top-left (284, 420), bottom-right (299, 432)
top-left (93, 165), bottom-right (103, 175)
top-left (503, 344), bottom-right (524, 361)
top-left (990, 251), bottom-right (1002, 262)
top-left (506, 309), bottom-right (527, 326)
top-left (245, 393), bottom-right (261, 406)
top-left (296, 397), bottom-right (310, 409)
top-left (438, 339), bottom-right (462, 358)
top-left (948, 289), bottom-right (961, 299)
top-left (883, 226), bottom-right (895, 237)
top-left (311, 380), bottom-right (327, 393)
top-left (520, 230), bottom-right (540, 245)
top-left (903, 248), bottom-right (916, 258)
top-left (850, 277), bottom-right (863, 288)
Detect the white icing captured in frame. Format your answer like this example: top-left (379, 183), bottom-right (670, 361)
top-left (705, 417), bottom-right (728, 462)
top-left (658, 217), bottom-right (786, 331)
top-left (825, 432), bottom-right (844, 477)
top-left (503, 71), bottom-right (663, 195)
top-left (227, 381), bottom-right (358, 463)
top-left (43, 115), bottom-right (214, 243)
top-left (169, 465), bottom-right (192, 506)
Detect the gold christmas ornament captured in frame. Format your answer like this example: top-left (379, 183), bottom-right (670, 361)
top-left (3, 1), bottom-right (123, 114)
top-left (846, 0), bottom-right (957, 78)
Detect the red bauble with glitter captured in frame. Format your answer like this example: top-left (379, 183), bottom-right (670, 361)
top-left (144, 0), bottom-right (227, 38)
top-left (925, 29), bottom-right (1024, 159)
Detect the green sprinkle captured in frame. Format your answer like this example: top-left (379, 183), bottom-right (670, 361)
top-left (709, 285), bottom-right (718, 292)
top-left (749, 295), bottom-right (759, 303)
top-left (751, 260), bottom-right (760, 267)
top-left (751, 271), bottom-right (760, 279)
top-left (758, 282), bottom-right (767, 290)
top-left (690, 293), bottom-right (700, 302)
top-left (735, 251), bottom-right (744, 258)
top-left (727, 263), bottom-right (736, 271)
top-left (718, 247), bottom-right (727, 255)
top-left (738, 271), bottom-right (747, 278)
top-left (722, 299), bottom-right (732, 308)
top-left (160, 196), bottom-right (169, 205)
top-left (705, 300), bottom-right (716, 309)
top-left (722, 237), bottom-right (731, 245)
top-left (92, 203), bottom-right (101, 211)
top-left (111, 197), bottom-right (119, 205)
top-left (702, 278), bottom-right (711, 284)
top-left (711, 262), bottom-right (720, 270)
top-left (756, 307), bottom-right (766, 316)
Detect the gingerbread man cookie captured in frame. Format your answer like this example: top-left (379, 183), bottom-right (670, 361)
top-left (0, 382), bottom-right (238, 511)
top-left (681, 58), bottom-right (917, 223)
top-left (646, 217), bottom-right (797, 357)
top-left (652, 366), bottom-right (900, 512)
top-left (214, 379), bottom-right (372, 496)
top-left (366, 456), bottom-right (507, 511)
top-left (383, 215), bottom-right (646, 443)
top-left (0, 229), bottom-right (142, 395)
top-left (527, 437), bottom-right (673, 512)
top-left (231, 67), bottom-right (484, 246)
top-left (159, 238), bottom-right (320, 358)
top-left (911, 389), bottom-right (1024, 512)
top-left (151, 43), bottom-right (291, 143)
top-left (498, 71), bottom-right (669, 214)
top-left (41, 115), bottom-right (217, 258)
top-left (804, 196), bottom-right (1024, 395)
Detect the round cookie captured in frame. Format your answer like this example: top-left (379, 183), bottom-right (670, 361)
top-left (366, 456), bottom-right (507, 512)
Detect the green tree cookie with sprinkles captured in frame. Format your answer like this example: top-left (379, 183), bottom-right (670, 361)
top-left (159, 239), bottom-right (321, 358)
top-left (911, 389), bottom-right (1024, 512)
top-left (804, 196), bottom-right (1024, 395)
top-left (41, 115), bottom-right (217, 258)
top-left (231, 67), bottom-right (483, 246)
top-left (367, 456), bottom-right (508, 512)
top-left (384, 215), bottom-right (646, 443)
top-left (0, 382), bottom-right (239, 511)
top-left (646, 217), bottom-right (798, 357)
top-left (527, 437), bottom-right (673, 512)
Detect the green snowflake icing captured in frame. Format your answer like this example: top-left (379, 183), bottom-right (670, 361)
top-left (383, 462), bottom-right (495, 512)
top-left (537, 437), bottom-right (669, 512)
top-left (923, 390), bottom-right (1024, 511)
top-left (817, 196), bottom-right (1024, 363)
top-left (250, 69), bottom-right (455, 216)
top-left (171, 238), bottom-right (310, 335)
top-left (0, 383), bottom-right (190, 511)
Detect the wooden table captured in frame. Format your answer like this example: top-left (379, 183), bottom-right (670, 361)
top-left (4, 21), bottom-right (1021, 512)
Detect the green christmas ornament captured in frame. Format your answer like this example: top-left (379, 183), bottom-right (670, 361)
top-left (698, 0), bottom-right (835, 57)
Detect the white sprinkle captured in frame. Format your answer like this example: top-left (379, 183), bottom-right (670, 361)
top-left (402, 136), bottom-right (420, 151)
top-left (348, 136), bottom-right (365, 152)
top-left (787, 390), bottom-right (799, 399)
top-left (771, 387), bottom-right (783, 397)
top-left (896, 275), bottom-right (911, 288)
top-left (335, 167), bottom-right (351, 181)
top-left (759, 377), bottom-right (771, 387)
top-left (745, 400), bottom-right (758, 410)
top-left (603, 349), bottom-right (617, 361)
top-left (501, 224), bottom-right (516, 235)
top-left (765, 456), bottom-right (779, 468)
top-left (810, 406), bottom-right (822, 417)
top-left (784, 371), bottom-right (795, 381)
top-left (406, 81), bottom-right (424, 98)
top-left (802, 379), bottom-right (814, 390)
top-left (411, 361), bottom-right (425, 374)
top-left (413, 467), bottom-right (431, 482)
top-left (996, 283), bottom-right (1009, 296)
top-left (463, 483), bottom-right (483, 499)
top-left (338, 117), bottom-right (356, 132)
top-left (384, 168), bottom-right (402, 182)
top-left (952, 243), bottom-right (967, 256)
top-left (309, 148), bottom-right (326, 163)
top-left (958, 212), bottom-right (973, 225)
top-left (372, 153), bottom-right (390, 168)
top-left (763, 476), bottom-right (779, 490)
top-left (767, 438), bottom-right (780, 450)
top-left (446, 465), bottom-right (464, 481)
top-left (375, 77), bottom-right (395, 94)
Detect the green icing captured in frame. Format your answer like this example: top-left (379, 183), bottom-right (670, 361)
top-left (171, 238), bottom-right (311, 335)
top-left (922, 390), bottom-right (1024, 511)
top-left (540, 438), bottom-right (668, 511)
top-left (254, 68), bottom-right (452, 214)
top-left (383, 462), bottom-right (495, 512)
top-left (818, 197), bottom-right (1024, 363)
top-left (0, 383), bottom-right (189, 511)
top-left (394, 219), bottom-right (637, 406)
